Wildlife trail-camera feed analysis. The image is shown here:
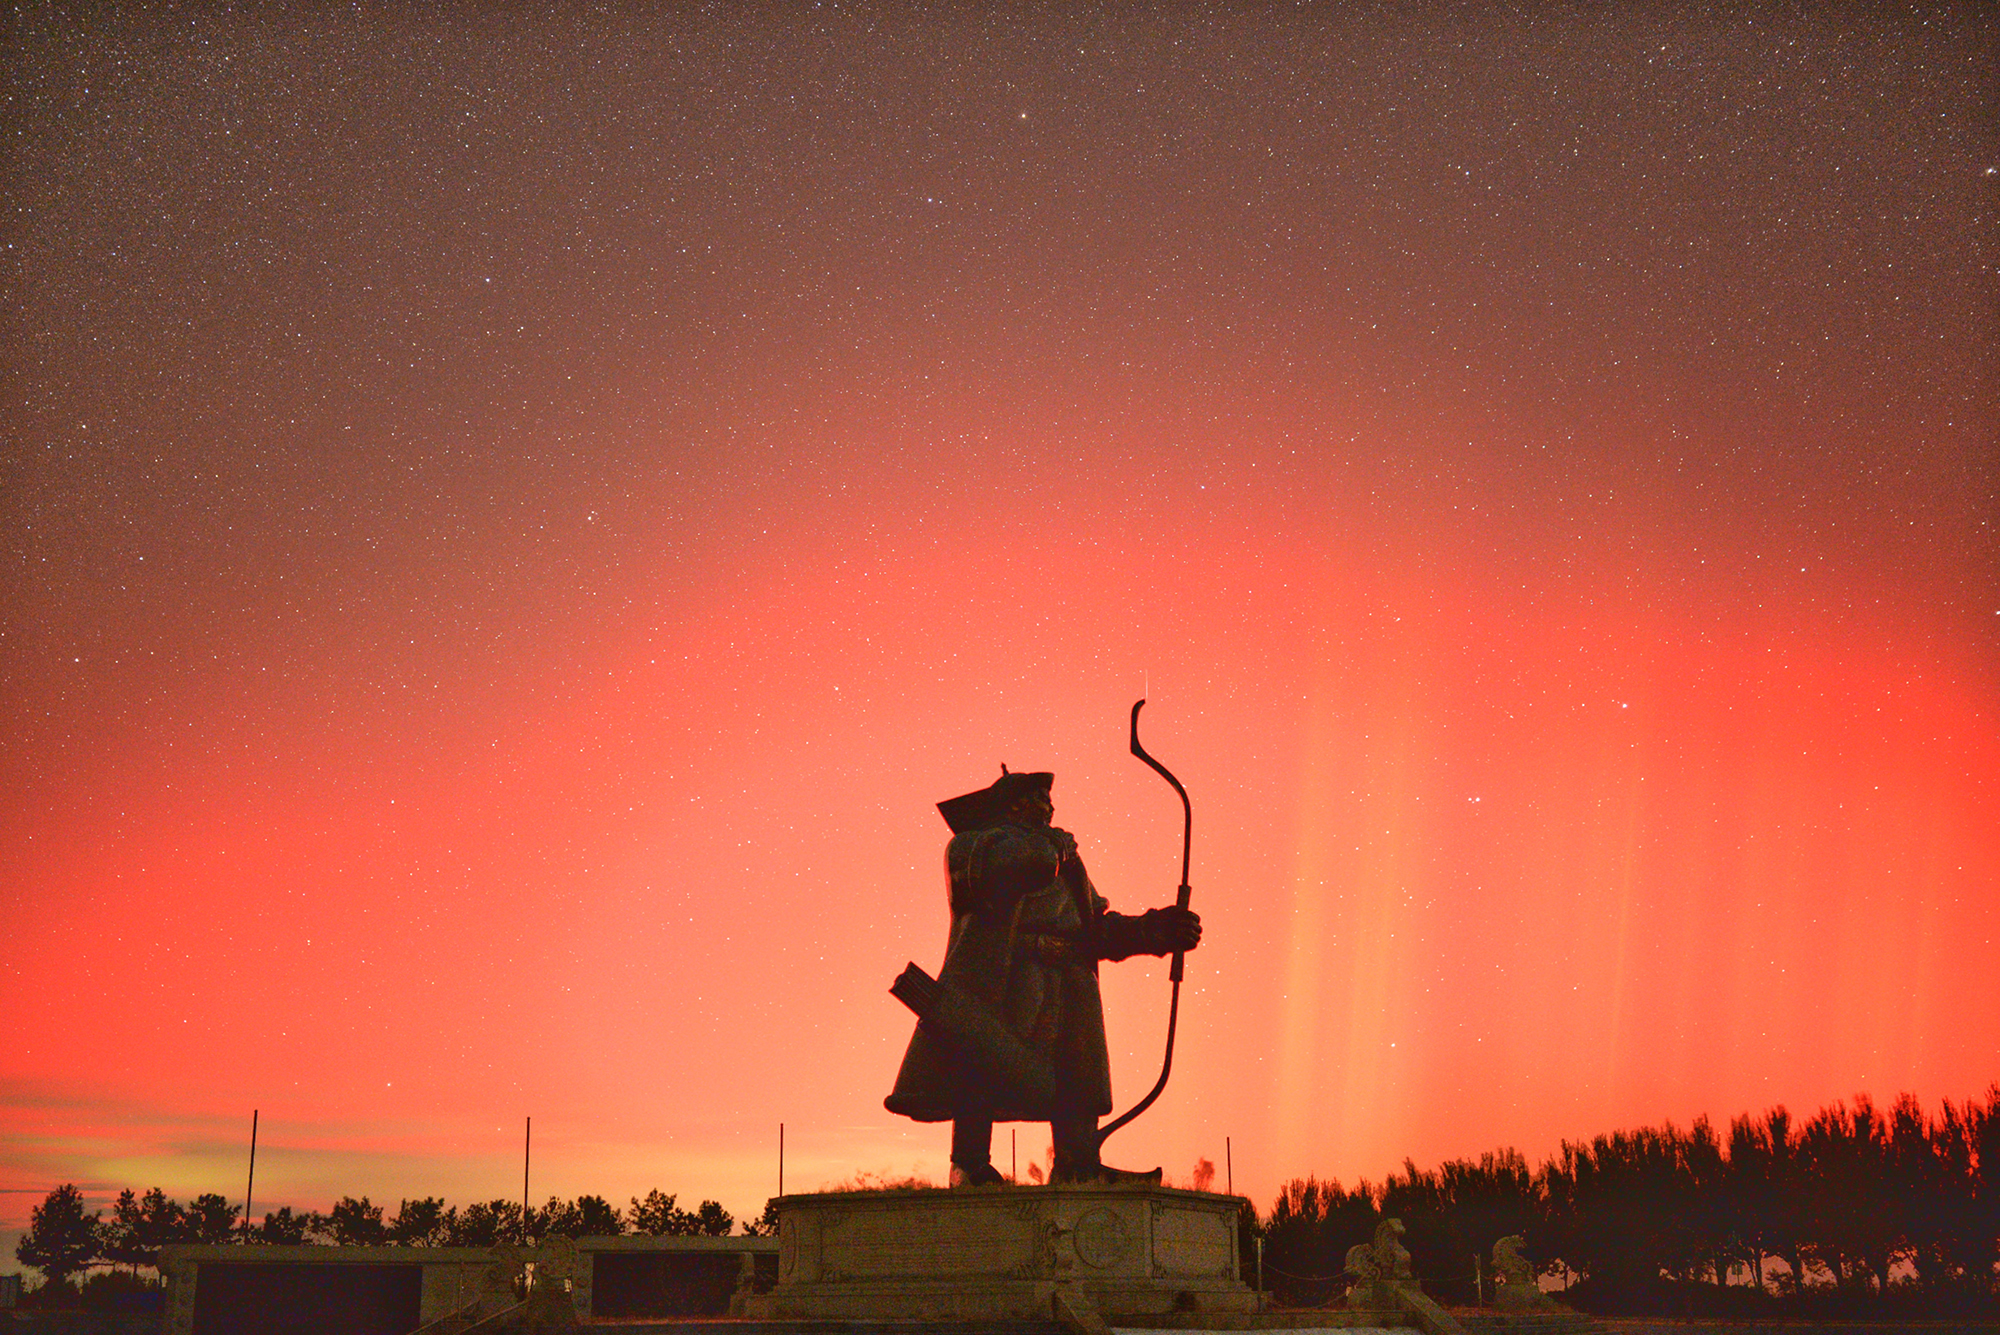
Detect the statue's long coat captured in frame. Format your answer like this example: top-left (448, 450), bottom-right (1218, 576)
top-left (885, 819), bottom-right (1156, 1123)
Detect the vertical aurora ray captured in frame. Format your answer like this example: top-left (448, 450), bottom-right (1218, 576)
top-left (1261, 542), bottom-right (1997, 1185)
top-left (1277, 587), bottom-right (1444, 1175)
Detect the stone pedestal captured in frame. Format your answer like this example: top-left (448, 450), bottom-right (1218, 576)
top-left (1494, 1282), bottom-right (1562, 1313)
top-left (749, 1183), bottom-right (1258, 1322)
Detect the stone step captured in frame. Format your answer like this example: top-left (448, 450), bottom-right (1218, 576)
top-left (580, 1323), bottom-right (1068, 1335)
top-left (1452, 1313), bottom-right (1610, 1335)
top-left (577, 1327), bottom-right (1414, 1335)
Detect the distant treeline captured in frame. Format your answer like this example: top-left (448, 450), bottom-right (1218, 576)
top-left (16, 1185), bottom-right (761, 1291)
top-left (1256, 1088), bottom-right (2000, 1317)
top-left (19, 1087), bottom-right (2000, 1317)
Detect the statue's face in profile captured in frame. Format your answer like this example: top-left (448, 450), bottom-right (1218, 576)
top-left (1010, 789), bottom-right (1054, 826)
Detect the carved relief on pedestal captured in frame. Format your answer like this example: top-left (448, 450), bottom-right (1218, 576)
top-left (779, 1215), bottom-right (801, 1279)
top-left (1072, 1206), bottom-right (1136, 1270)
top-left (1150, 1202), bottom-right (1230, 1279)
top-left (762, 1185), bottom-right (1259, 1320)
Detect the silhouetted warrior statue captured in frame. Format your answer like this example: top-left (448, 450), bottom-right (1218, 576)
top-left (886, 768), bottom-right (1201, 1185)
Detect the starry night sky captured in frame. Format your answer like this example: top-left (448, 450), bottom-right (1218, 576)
top-left (4, 5), bottom-right (1997, 1251)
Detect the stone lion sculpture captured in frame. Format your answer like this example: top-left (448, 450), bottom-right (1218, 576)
top-left (1492, 1233), bottom-right (1557, 1311)
top-left (1345, 1217), bottom-right (1414, 1284)
top-left (1492, 1235), bottom-right (1533, 1286)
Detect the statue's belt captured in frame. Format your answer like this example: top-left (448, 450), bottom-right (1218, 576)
top-left (1019, 930), bottom-right (1088, 966)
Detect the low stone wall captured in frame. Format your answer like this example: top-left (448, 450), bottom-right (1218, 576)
top-left (0, 1316), bottom-right (162, 1335)
top-left (572, 1233), bottom-right (777, 1319)
top-left (159, 1243), bottom-right (486, 1334)
top-left (157, 1235), bottom-right (778, 1333)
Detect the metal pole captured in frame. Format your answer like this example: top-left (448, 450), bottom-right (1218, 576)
top-left (779, 1123), bottom-right (785, 1199)
top-left (1256, 1235), bottom-right (1264, 1293)
top-left (523, 1117), bottom-right (531, 1243)
top-left (1011, 1129), bottom-right (1017, 1183)
top-left (241, 1110), bottom-right (258, 1242)
top-left (1226, 1136), bottom-right (1233, 1197)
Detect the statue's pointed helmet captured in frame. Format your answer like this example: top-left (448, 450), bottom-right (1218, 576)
top-left (936, 766), bottom-right (1054, 833)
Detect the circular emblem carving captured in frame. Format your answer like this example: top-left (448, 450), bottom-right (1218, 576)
top-left (1072, 1206), bottom-right (1132, 1270)
top-left (779, 1216), bottom-right (798, 1277)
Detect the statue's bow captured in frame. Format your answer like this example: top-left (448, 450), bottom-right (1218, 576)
top-left (1097, 698), bottom-right (1192, 1147)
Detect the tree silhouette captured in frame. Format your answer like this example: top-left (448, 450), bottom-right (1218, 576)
top-left (1261, 1176), bottom-right (1377, 1306)
top-left (1442, 1151), bottom-right (1540, 1293)
top-left (1918, 1087), bottom-right (2000, 1299)
top-left (530, 1194), bottom-right (627, 1238)
top-left (17, 1185), bottom-right (102, 1289)
top-left (1759, 1106), bottom-right (1809, 1294)
top-left (102, 1190), bottom-right (153, 1270)
top-left (448, 1200), bottom-right (521, 1246)
top-left (1672, 1118), bottom-right (1728, 1287)
top-left (1970, 1088), bottom-right (2000, 1291)
top-left (321, 1196), bottom-right (385, 1246)
top-left (628, 1190), bottom-right (687, 1236)
top-left (104, 1187), bottom-right (190, 1263)
top-left (1951, 1088), bottom-right (2000, 1291)
top-left (632, 1191), bottom-right (696, 1239)
top-left (1887, 1094), bottom-right (1946, 1289)
top-left (1798, 1097), bottom-right (1893, 1292)
top-left (534, 1197), bottom-right (581, 1238)
top-left (1542, 1126), bottom-right (1689, 1308)
top-left (257, 1207), bottom-right (314, 1245)
top-left (184, 1193), bottom-right (241, 1245)
top-left (387, 1197), bottom-right (450, 1246)
top-left (1723, 1112), bottom-right (1777, 1290)
top-left (573, 1194), bottom-right (624, 1236)
top-left (1378, 1149), bottom-right (1542, 1302)
top-left (1381, 1162), bottom-right (1463, 1297)
top-left (627, 1189), bottom-right (728, 1236)
top-left (742, 1199), bottom-right (780, 1237)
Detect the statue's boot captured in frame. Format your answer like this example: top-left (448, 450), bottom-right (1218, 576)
top-left (950, 1114), bottom-right (1006, 1187)
top-left (1049, 1160), bottom-right (1161, 1185)
top-left (1099, 1164), bottom-right (1163, 1186)
top-left (951, 1161), bottom-right (1006, 1187)
top-left (1050, 1129), bottom-right (1161, 1186)
top-left (1040, 1119), bottom-right (1168, 1191)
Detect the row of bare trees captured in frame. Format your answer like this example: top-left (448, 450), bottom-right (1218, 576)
top-left (1259, 1089), bottom-right (2000, 1315)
